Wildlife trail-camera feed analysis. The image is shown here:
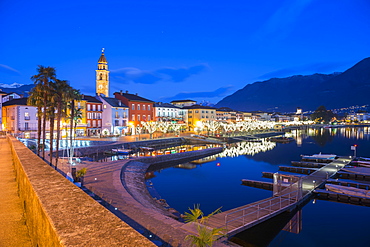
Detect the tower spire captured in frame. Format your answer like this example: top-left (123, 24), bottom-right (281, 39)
top-left (96, 49), bottom-right (109, 96)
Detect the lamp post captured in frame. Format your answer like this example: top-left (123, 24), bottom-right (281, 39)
top-left (351, 144), bottom-right (357, 158)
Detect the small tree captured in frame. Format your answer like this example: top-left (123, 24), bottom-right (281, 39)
top-left (311, 105), bottom-right (335, 124)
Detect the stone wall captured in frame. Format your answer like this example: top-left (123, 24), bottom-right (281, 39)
top-left (7, 136), bottom-right (155, 247)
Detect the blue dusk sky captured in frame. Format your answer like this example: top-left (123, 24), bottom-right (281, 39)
top-left (1, 0), bottom-right (370, 104)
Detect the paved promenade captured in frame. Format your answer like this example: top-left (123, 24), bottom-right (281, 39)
top-left (0, 138), bottom-right (32, 247)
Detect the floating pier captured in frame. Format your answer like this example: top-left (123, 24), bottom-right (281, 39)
top-left (241, 179), bottom-right (273, 191)
top-left (291, 161), bottom-right (326, 168)
top-left (314, 189), bottom-right (370, 206)
top-left (201, 156), bottom-right (353, 236)
top-left (279, 166), bottom-right (318, 175)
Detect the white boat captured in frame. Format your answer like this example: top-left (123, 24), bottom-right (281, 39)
top-left (325, 184), bottom-right (370, 198)
top-left (111, 148), bottom-right (133, 155)
top-left (302, 152), bottom-right (336, 160)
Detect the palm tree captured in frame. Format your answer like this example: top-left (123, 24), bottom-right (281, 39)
top-left (53, 79), bottom-right (73, 169)
top-left (31, 65), bottom-right (56, 159)
top-left (67, 89), bottom-right (81, 165)
top-left (184, 205), bottom-right (224, 247)
top-left (46, 82), bottom-right (58, 166)
top-left (27, 83), bottom-right (44, 155)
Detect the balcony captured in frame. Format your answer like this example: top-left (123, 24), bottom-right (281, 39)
top-left (25, 116), bottom-right (30, 120)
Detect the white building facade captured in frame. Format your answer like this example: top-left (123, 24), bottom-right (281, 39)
top-left (2, 98), bottom-right (43, 138)
top-left (154, 102), bottom-right (181, 121)
top-left (97, 95), bottom-right (129, 136)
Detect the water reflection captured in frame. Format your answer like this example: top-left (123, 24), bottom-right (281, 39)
top-left (218, 140), bottom-right (276, 158)
top-left (230, 208), bottom-right (303, 247)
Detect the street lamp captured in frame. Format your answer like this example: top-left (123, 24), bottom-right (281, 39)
top-left (351, 144), bottom-right (357, 158)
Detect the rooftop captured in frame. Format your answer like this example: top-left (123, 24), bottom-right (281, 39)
top-left (101, 96), bottom-right (128, 108)
top-left (182, 104), bottom-right (216, 110)
top-left (2, 98), bottom-right (28, 106)
top-left (114, 91), bottom-right (154, 103)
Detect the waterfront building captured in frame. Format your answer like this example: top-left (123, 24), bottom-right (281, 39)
top-left (113, 91), bottom-right (154, 129)
top-left (2, 98), bottom-right (42, 138)
top-left (0, 90), bottom-right (7, 130)
top-left (2, 92), bottom-right (22, 103)
top-left (216, 107), bottom-right (237, 122)
top-left (96, 49), bottom-right (109, 97)
top-left (182, 104), bottom-right (216, 131)
top-left (154, 102), bottom-right (182, 122)
top-left (82, 95), bottom-right (103, 137)
top-left (96, 95), bottom-right (129, 136)
top-left (236, 111), bottom-right (253, 121)
top-left (252, 112), bottom-right (272, 121)
top-left (346, 112), bottom-right (370, 122)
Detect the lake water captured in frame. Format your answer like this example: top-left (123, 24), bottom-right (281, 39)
top-left (149, 127), bottom-right (370, 247)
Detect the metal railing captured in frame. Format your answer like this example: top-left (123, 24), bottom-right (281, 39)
top-left (225, 188), bottom-right (301, 234)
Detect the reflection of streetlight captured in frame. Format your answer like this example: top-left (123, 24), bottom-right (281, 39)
top-left (129, 122), bottom-right (134, 135)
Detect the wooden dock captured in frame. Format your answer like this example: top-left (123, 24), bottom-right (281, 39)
top-left (201, 156), bottom-right (353, 236)
top-left (314, 189), bottom-right (370, 206)
top-left (291, 161), bottom-right (326, 168)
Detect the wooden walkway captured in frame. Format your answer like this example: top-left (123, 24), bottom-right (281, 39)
top-left (205, 156), bottom-right (353, 236)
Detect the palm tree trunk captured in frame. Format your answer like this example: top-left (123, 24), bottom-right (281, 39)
top-left (42, 94), bottom-right (47, 159)
top-left (69, 100), bottom-right (75, 164)
top-left (49, 115), bottom-right (55, 166)
top-left (37, 109), bottom-right (42, 155)
top-left (55, 102), bottom-right (62, 169)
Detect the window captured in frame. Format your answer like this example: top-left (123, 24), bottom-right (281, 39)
top-left (138, 115), bottom-right (140, 121)
top-left (98, 121), bottom-right (101, 127)
top-left (115, 112), bottom-right (119, 118)
top-left (189, 110), bottom-right (192, 113)
top-left (87, 120), bottom-right (91, 127)
top-left (104, 104), bottom-right (107, 109)
top-left (93, 120), bottom-right (96, 127)
top-left (98, 105), bottom-right (101, 111)
top-left (87, 104), bottom-right (91, 111)
top-left (206, 111), bottom-right (208, 113)
top-left (132, 115), bottom-right (135, 121)
top-left (148, 115), bottom-right (150, 121)
top-left (143, 115), bottom-right (146, 121)
top-left (132, 104), bottom-right (135, 110)
top-left (24, 112), bottom-right (30, 120)
top-left (115, 120), bottom-right (119, 126)
top-left (148, 105), bottom-right (150, 111)
top-left (123, 112), bottom-right (127, 118)
top-left (143, 105), bottom-right (146, 111)
top-left (25, 122), bottom-right (29, 130)
top-left (189, 116), bottom-right (192, 118)
top-left (92, 105), bottom-right (96, 111)
top-left (202, 111), bottom-right (204, 113)
top-left (195, 110), bottom-right (199, 113)
top-left (138, 104), bottom-right (140, 110)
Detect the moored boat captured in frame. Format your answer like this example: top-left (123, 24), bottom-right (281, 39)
top-left (301, 152), bottom-right (336, 160)
top-left (111, 148), bottom-right (133, 155)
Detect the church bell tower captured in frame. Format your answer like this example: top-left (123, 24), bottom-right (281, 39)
top-left (96, 48), bottom-right (109, 96)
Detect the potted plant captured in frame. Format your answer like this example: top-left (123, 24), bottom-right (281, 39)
top-left (75, 168), bottom-right (87, 186)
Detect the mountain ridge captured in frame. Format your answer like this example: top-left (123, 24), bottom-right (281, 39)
top-left (216, 57), bottom-right (370, 112)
